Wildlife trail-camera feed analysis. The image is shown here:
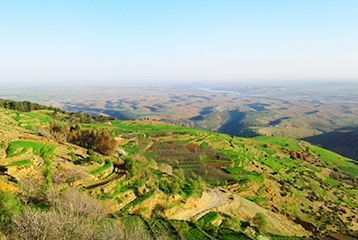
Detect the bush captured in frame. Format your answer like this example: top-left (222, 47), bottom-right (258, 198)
top-left (52, 165), bottom-right (86, 186)
top-left (50, 189), bottom-right (104, 217)
top-left (10, 190), bottom-right (151, 240)
top-left (221, 216), bottom-right (242, 232)
top-left (181, 176), bottom-right (206, 198)
top-left (53, 111), bottom-right (113, 124)
top-left (197, 212), bottom-right (220, 230)
top-left (74, 150), bottom-right (102, 165)
top-left (49, 121), bottom-right (70, 141)
top-left (11, 208), bottom-right (93, 239)
top-left (158, 180), bottom-right (180, 195)
top-left (252, 212), bottom-right (268, 231)
top-left (0, 191), bottom-right (22, 231)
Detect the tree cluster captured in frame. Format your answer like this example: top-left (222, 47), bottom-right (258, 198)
top-left (51, 111), bottom-right (114, 124)
top-left (49, 122), bottom-right (117, 156)
top-left (0, 99), bottom-right (62, 112)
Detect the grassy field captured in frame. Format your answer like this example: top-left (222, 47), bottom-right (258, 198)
top-left (5, 159), bottom-right (32, 167)
top-left (6, 140), bottom-right (55, 188)
top-left (0, 108), bottom-right (53, 130)
top-left (6, 141), bottom-right (55, 159)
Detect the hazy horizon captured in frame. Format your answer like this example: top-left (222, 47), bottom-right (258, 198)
top-left (2, 78), bottom-right (358, 88)
top-left (1, 0), bottom-right (357, 84)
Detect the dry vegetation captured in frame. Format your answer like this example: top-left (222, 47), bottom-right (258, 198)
top-left (7, 189), bottom-right (151, 240)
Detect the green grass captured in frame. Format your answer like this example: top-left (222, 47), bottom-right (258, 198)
top-left (224, 167), bottom-right (264, 183)
top-left (90, 159), bottom-right (112, 175)
top-left (120, 191), bottom-right (155, 213)
top-left (6, 159), bottom-right (31, 167)
top-left (310, 145), bottom-right (358, 177)
top-left (0, 191), bottom-right (22, 229)
top-left (145, 218), bottom-right (178, 240)
top-left (219, 229), bottom-right (249, 240)
top-left (270, 237), bottom-right (304, 240)
top-left (324, 177), bottom-right (341, 187)
top-left (244, 196), bottom-right (267, 204)
top-left (83, 118), bottom-right (358, 180)
top-left (183, 228), bottom-right (211, 240)
top-left (6, 141), bottom-right (55, 189)
top-left (44, 156), bottom-right (53, 189)
top-left (110, 120), bottom-right (202, 135)
top-left (6, 141), bottom-right (55, 159)
top-left (26, 112), bottom-right (52, 124)
top-left (112, 184), bottom-right (131, 198)
top-left (260, 157), bottom-right (283, 172)
top-left (303, 164), bottom-right (321, 173)
top-left (197, 212), bottom-right (220, 228)
top-left (254, 136), bottom-right (302, 151)
top-left (2, 109), bottom-right (53, 131)
top-left (151, 169), bottom-right (164, 176)
top-left (171, 221), bottom-right (212, 240)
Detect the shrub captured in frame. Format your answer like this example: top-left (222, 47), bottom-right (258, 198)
top-left (49, 121), bottom-right (69, 141)
top-left (9, 189), bottom-right (151, 240)
top-left (85, 150), bottom-right (102, 163)
top-left (197, 212), bottom-right (220, 230)
top-left (253, 212), bottom-right (268, 231)
top-left (50, 189), bottom-right (104, 217)
top-left (52, 165), bottom-right (86, 186)
top-left (158, 180), bottom-right (179, 195)
top-left (181, 176), bottom-right (206, 198)
top-left (221, 216), bottom-right (242, 232)
top-left (0, 191), bottom-right (22, 231)
top-left (74, 150), bottom-right (102, 165)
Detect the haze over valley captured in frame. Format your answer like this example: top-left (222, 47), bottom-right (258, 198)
top-left (2, 80), bottom-right (358, 160)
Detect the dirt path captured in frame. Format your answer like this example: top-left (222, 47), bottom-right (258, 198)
top-left (168, 188), bottom-right (232, 220)
top-left (84, 172), bottom-right (125, 190)
top-left (168, 188), bottom-right (307, 236)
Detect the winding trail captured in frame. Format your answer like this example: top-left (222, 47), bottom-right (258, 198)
top-left (84, 172), bottom-right (125, 190)
top-left (168, 187), bottom-right (307, 236)
top-left (168, 188), bottom-right (232, 220)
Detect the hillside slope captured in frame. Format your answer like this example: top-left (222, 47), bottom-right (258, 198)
top-left (0, 102), bottom-right (357, 239)
top-left (303, 127), bottom-right (358, 161)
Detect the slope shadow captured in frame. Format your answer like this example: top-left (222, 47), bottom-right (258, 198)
top-left (303, 127), bottom-right (358, 161)
top-left (218, 110), bottom-right (257, 137)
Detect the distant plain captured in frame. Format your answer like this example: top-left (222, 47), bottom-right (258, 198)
top-left (1, 81), bottom-right (358, 160)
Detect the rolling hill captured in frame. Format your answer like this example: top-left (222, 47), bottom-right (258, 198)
top-left (0, 99), bottom-right (357, 239)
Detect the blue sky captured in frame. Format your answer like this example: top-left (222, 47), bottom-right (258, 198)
top-left (0, 0), bottom-right (357, 83)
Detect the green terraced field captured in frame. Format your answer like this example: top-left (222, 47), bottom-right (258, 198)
top-left (6, 141), bottom-right (55, 159)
